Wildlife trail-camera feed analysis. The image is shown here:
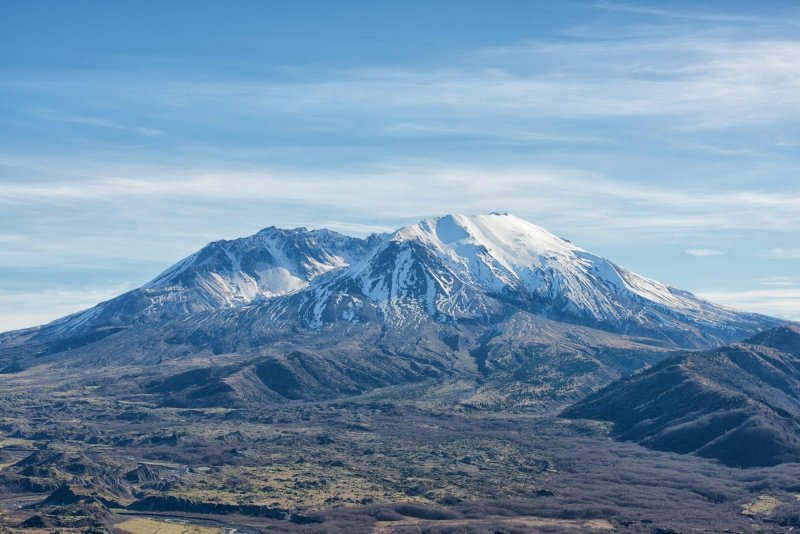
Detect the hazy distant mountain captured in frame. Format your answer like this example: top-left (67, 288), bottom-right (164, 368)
top-left (563, 325), bottom-right (800, 467)
top-left (0, 213), bottom-right (782, 408)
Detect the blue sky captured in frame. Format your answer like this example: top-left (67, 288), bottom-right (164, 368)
top-left (1, 0), bottom-right (799, 330)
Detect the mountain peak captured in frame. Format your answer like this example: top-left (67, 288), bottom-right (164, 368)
top-left (256, 225), bottom-right (310, 236)
top-left (393, 213), bottom-right (580, 262)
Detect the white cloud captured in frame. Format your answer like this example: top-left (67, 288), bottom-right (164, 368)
top-left (7, 34), bottom-right (800, 141)
top-left (148, 37), bottom-right (800, 134)
top-left (698, 288), bottom-right (800, 322)
top-left (2, 157), bottom-right (798, 235)
top-left (302, 40), bottom-right (796, 128)
top-left (699, 273), bottom-right (800, 322)
top-left (758, 276), bottom-right (800, 287)
top-left (686, 248), bottom-right (722, 257)
top-left (35, 111), bottom-right (164, 137)
top-left (592, 2), bottom-right (768, 23)
top-left (766, 248), bottom-right (800, 260)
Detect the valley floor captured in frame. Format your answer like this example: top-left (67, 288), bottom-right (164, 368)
top-left (1, 379), bottom-right (799, 532)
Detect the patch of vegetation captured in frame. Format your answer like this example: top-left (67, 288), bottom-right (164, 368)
top-left (115, 517), bottom-right (221, 534)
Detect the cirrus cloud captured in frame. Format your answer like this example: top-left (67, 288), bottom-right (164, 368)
top-left (686, 249), bottom-right (722, 257)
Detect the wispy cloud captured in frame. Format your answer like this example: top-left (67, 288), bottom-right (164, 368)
top-left (5, 34), bottom-right (800, 142)
top-left (0, 234), bottom-right (22, 243)
top-left (686, 248), bottom-right (722, 257)
top-left (766, 248), bottom-right (800, 260)
top-left (698, 275), bottom-right (800, 321)
top-left (145, 37), bottom-right (800, 131)
top-left (593, 2), bottom-right (766, 23)
top-left (34, 110), bottom-right (163, 137)
top-left (2, 157), bottom-right (798, 235)
top-left (758, 276), bottom-right (800, 287)
top-left (698, 288), bottom-right (800, 322)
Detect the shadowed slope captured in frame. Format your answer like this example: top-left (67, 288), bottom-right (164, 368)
top-left (563, 325), bottom-right (800, 467)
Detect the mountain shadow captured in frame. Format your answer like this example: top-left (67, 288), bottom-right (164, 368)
top-left (562, 325), bottom-right (800, 467)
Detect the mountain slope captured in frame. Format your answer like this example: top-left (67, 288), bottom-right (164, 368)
top-left (1, 226), bottom-right (383, 353)
top-left (2, 213), bottom-right (775, 348)
top-left (0, 213), bottom-right (783, 409)
top-left (562, 325), bottom-right (800, 467)
top-left (289, 213), bottom-right (776, 347)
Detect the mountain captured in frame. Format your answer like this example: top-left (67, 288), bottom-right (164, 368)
top-left (562, 325), bottom-right (800, 467)
top-left (0, 226), bottom-right (383, 354)
top-left (288, 213), bottom-right (771, 347)
top-left (0, 213), bottom-right (782, 408)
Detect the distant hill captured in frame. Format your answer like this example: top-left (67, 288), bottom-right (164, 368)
top-left (562, 325), bottom-right (800, 467)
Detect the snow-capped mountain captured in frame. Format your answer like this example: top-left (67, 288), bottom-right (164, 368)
top-left (145, 226), bottom-right (382, 305)
top-left (0, 213), bottom-right (785, 407)
top-left (1, 213), bottom-right (780, 357)
top-left (17, 226), bottom-right (383, 341)
top-left (292, 213), bottom-right (774, 346)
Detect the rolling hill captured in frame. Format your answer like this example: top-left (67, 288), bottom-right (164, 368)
top-left (563, 325), bottom-right (800, 467)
